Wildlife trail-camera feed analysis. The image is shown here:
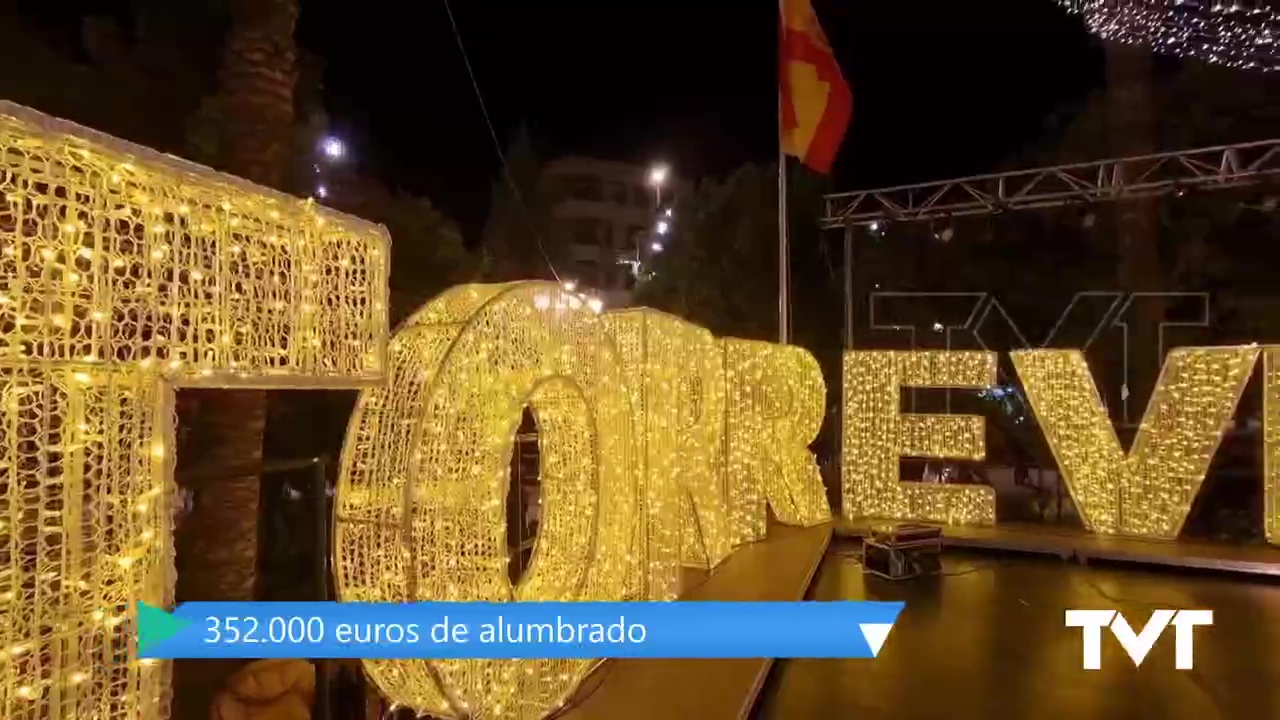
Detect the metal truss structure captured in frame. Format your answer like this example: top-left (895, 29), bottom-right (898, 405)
top-left (821, 139), bottom-right (1280, 229)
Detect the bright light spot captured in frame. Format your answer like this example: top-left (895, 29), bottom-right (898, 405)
top-left (932, 322), bottom-right (944, 332)
top-left (533, 293), bottom-right (551, 310)
top-left (320, 136), bottom-right (345, 160)
top-left (587, 297), bottom-right (603, 313)
top-left (664, 208), bottom-right (673, 217)
top-left (869, 221), bottom-right (880, 233)
top-left (563, 280), bottom-right (577, 292)
top-left (648, 164), bottom-right (669, 186)
top-left (651, 242), bottom-right (664, 252)
top-left (656, 221), bottom-right (669, 235)
top-left (316, 185), bottom-right (328, 199)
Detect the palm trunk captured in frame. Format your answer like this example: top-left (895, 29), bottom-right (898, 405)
top-left (177, 391), bottom-right (269, 602)
top-left (175, 0), bottom-right (299, 716)
top-left (218, 0), bottom-right (300, 189)
top-left (173, 390), bottom-right (269, 720)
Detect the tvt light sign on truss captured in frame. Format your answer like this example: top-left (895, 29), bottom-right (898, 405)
top-left (1057, 0), bottom-right (1279, 73)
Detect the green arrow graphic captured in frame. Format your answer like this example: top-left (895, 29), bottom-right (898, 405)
top-left (136, 602), bottom-right (191, 653)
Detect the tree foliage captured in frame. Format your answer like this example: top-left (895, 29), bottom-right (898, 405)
top-left (481, 125), bottom-right (565, 281)
top-left (1023, 60), bottom-right (1280, 166)
top-left (326, 169), bottom-right (484, 323)
top-left (988, 55), bottom-right (1280, 355)
top-left (635, 162), bottom-right (840, 350)
top-left (0, 0), bottom-right (223, 153)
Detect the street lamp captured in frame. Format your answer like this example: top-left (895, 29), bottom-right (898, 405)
top-left (656, 220), bottom-right (669, 235)
top-left (320, 136), bottom-right (345, 160)
top-left (648, 163), bottom-right (669, 208)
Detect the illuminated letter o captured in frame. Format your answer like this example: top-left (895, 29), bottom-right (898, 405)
top-left (335, 281), bottom-right (639, 718)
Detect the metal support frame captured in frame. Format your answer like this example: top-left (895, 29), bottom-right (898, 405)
top-left (821, 139), bottom-right (1279, 229)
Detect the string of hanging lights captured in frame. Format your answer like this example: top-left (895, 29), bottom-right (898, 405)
top-left (1057, 0), bottom-right (1279, 72)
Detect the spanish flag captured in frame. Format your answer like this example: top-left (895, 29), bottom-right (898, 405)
top-left (780, 0), bottom-right (852, 175)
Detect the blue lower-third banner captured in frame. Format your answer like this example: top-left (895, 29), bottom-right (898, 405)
top-left (137, 601), bottom-right (905, 660)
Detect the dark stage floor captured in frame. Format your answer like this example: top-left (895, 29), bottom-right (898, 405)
top-left (755, 542), bottom-right (1280, 720)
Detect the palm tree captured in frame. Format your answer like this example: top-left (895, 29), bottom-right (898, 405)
top-left (179, 0), bottom-right (297, 600)
top-left (174, 0), bottom-right (298, 715)
top-left (179, 0), bottom-right (298, 599)
top-left (217, 0), bottom-right (300, 188)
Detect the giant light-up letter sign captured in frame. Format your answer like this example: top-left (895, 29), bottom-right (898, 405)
top-left (841, 347), bottom-right (1280, 545)
top-left (842, 351), bottom-right (997, 525)
top-left (672, 323), bottom-right (733, 570)
top-left (10, 102), bottom-right (1277, 720)
top-left (606, 310), bottom-right (703, 600)
top-left (724, 339), bottom-right (831, 544)
top-left (336, 282), bottom-right (638, 719)
top-left (0, 104), bottom-right (387, 720)
top-left (1266, 348), bottom-right (1280, 545)
top-left (602, 313), bottom-right (754, 587)
top-left (1012, 347), bottom-right (1258, 539)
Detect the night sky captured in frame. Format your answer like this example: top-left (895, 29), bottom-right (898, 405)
top-left (299, 0), bottom-right (1108, 232)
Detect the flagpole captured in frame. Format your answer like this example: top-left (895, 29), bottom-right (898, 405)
top-left (777, 1), bottom-right (791, 345)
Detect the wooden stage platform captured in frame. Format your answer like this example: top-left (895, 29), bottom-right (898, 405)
top-left (836, 520), bottom-right (1280, 576)
top-left (554, 522), bottom-right (831, 720)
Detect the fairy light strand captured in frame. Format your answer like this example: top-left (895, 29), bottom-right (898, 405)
top-left (1059, 0), bottom-right (1279, 72)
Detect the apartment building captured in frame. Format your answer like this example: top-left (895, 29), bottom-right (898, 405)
top-left (543, 156), bottom-right (683, 307)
